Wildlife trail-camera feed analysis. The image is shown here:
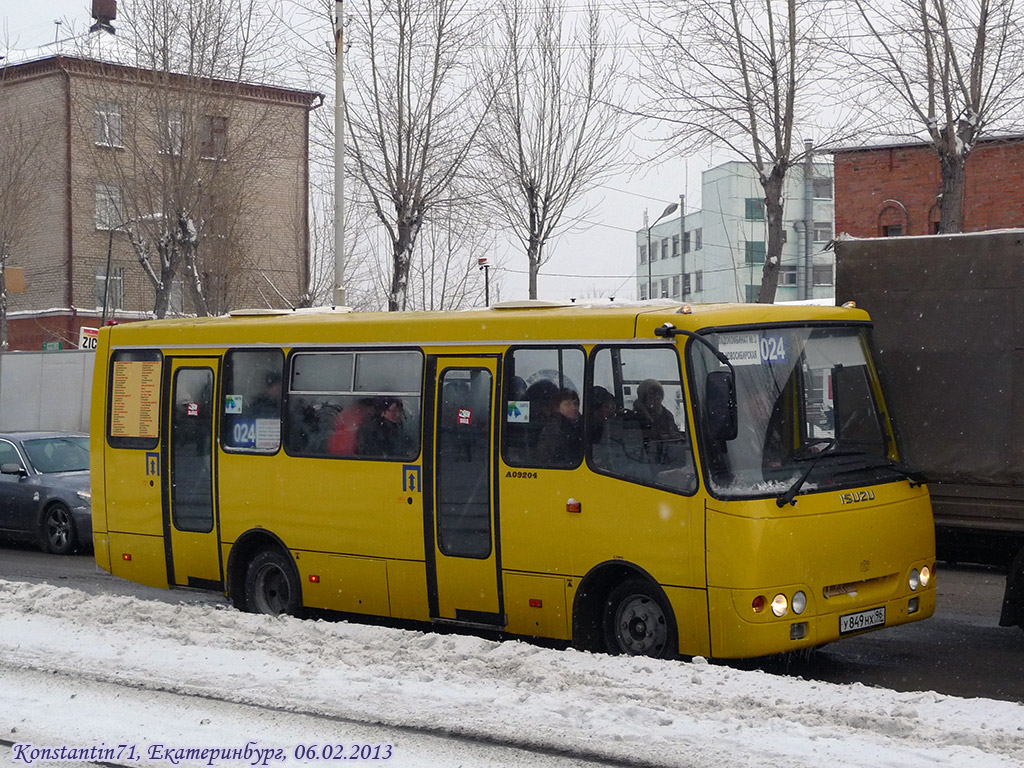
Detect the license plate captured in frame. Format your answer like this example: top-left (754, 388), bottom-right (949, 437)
top-left (839, 606), bottom-right (886, 635)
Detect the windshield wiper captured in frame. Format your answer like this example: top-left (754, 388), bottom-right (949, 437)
top-left (776, 440), bottom-right (836, 508)
top-left (832, 457), bottom-right (928, 487)
top-left (775, 442), bottom-right (875, 507)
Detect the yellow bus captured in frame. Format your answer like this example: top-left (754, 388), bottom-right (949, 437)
top-left (90, 301), bottom-right (935, 659)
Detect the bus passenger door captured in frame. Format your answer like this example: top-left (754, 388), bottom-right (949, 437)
top-left (164, 359), bottom-right (223, 590)
top-left (428, 357), bottom-right (503, 627)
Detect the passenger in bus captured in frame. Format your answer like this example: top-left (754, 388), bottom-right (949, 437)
top-left (250, 370), bottom-right (283, 418)
top-left (326, 398), bottom-right (373, 455)
top-left (587, 386), bottom-right (619, 444)
top-left (633, 378), bottom-right (686, 465)
top-left (524, 379), bottom-right (560, 454)
top-left (537, 387), bottom-right (583, 465)
top-left (590, 386), bottom-right (650, 478)
top-left (357, 397), bottom-right (410, 457)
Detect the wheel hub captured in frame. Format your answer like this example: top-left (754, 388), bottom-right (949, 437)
top-left (615, 595), bottom-right (667, 655)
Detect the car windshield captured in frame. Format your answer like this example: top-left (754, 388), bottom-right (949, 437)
top-left (691, 326), bottom-right (898, 500)
top-left (23, 437), bottom-right (90, 473)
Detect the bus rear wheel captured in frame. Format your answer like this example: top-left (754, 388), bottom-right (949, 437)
top-left (603, 578), bottom-right (676, 659)
top-left (243, 548), bottom-right (301, 616)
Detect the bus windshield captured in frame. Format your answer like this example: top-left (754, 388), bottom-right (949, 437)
top-left (692, 326), bottom-right (899, 500)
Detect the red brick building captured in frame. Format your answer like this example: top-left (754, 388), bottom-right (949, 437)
top-left (833, 136), bottom-right (1024, 238)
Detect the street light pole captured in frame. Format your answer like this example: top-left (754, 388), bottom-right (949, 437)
top-left (478, 257), bottom-right (491, 306)
top-left (646, 202), bottom-right (679, 300)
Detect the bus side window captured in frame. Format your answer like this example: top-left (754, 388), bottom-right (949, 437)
top-left (503, 346), bottom-right (585, 469)
top-left (589, 346), bottom-right (695, 493)
top-left (222, 349), bottom-right (284, 453)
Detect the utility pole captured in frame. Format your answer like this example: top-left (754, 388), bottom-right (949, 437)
top-left (678, 194), bottom-right (686, 299)
top-left (334, 0), bottom-right (346, 306)
top-left (803, 139), bottom-right (814, 301)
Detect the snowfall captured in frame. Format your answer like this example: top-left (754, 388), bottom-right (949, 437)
top-left (0, 579), bottom-right (1022, 768)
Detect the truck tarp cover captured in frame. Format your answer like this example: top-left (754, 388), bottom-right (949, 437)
top-left (835, 230), bottom-right (1024, 486)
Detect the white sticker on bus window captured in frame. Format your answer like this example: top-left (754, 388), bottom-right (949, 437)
top-left (255, 419), bottom-right (281, 449)
top-left (224, 395), bottom-right (243, 414)
top-left (718, 333), bottom-right (761, 366)
top-left (507, 400), bottom-right (530, 423)
top-left (719, 332), bottom-right (788, 366)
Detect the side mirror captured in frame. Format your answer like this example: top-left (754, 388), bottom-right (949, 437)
top-left (706, 371), bottom-right (738, 441)
top-left (0, 462), bottom-right (26, 477)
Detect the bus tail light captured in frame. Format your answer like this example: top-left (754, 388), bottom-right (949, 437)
top-left (752, 595), bottom-right (767, 613)
top-left (529, 599), bottom-right (542, 608)
top-left (122, 553), bottom-right (132, 561)
top-left (309, 574), bottom-right (320, 583)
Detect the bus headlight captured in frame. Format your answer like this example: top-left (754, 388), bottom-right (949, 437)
top-left (791, 591), bottom-right (806, 615)
top-left (771, 594), bottom-right (788, 617)
top-left (909, 569), bottom-right (920, 591)
top-left (919, 566), bottom-right (931, 588)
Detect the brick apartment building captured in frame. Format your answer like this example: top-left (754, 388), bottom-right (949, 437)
top-left (833, 135), bottom-right (1024, 239)
top-left (0, 41), bottom-right (321, 351)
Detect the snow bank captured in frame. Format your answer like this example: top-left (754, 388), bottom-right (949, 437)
top-left (0, 580), bottom-right (1022, 767)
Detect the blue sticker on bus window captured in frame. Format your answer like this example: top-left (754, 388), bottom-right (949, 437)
top-left (759, 333), bottom-right (787, 363)
top-left (231, 418), bottom-right (258, 448)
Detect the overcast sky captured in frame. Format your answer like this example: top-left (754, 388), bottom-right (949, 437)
top-left (2, 1), bottom-right (714, 303)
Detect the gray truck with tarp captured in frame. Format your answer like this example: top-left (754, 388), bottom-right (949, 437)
top-left (834, 229), bottom-right (1024, 630)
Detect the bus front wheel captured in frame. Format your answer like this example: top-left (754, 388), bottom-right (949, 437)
top-left (603, 578), bottom-right (677, 659)
top-left (243, 548), bottom-right (302, 616)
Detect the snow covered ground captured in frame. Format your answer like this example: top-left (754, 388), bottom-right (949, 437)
top-left (1, 579), bottom-right (1022, 768)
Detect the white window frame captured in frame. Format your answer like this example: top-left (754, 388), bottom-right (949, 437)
top-left (94, 183), bottom-right (123, 230)
top-left (95, 101), bottom-right (122, 148)
top-left (160, 109), bottom-right (184, 156)
top-left (95, 265), bottom-right (125, 310)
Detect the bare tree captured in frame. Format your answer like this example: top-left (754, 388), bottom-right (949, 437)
top-left (630, 0), bottom-right (852, 303)
top-left (343, 0), bottom-right (492, 311)
top-left (78, 0), bottom-right (303, 318)
top-left (405, 199), bottom-right (493, 311)
top-left (481, 0), bottom-right (626, 300)
top-left (846, 0), bottom-right (1024, 232)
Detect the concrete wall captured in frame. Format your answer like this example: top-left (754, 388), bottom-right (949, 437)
top-left (0, 350), bottom-right (94, 433)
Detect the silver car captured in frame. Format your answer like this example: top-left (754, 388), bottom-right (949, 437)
top-left (0, 432), bottom-right (92, 555)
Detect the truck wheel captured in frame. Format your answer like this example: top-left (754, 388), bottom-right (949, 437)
top-left (243, 548), bottom-right (302, 617)
top-left (603, 578), bottom-right (677, 658)
top-left (41, 503), bottom-right (78, 555)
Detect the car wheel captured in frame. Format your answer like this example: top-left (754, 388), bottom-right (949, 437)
top-left (41, 503), bottom-right (78, 555)
top-left (243, 548), bottom-right (302, 616)
top-left (603, 578), bottom-right (677, 658)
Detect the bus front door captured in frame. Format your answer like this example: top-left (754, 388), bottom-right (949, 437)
top-left (164, 359), bottom-right (223, 590)
top-left (429, 358), bottom-right (503, 627)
